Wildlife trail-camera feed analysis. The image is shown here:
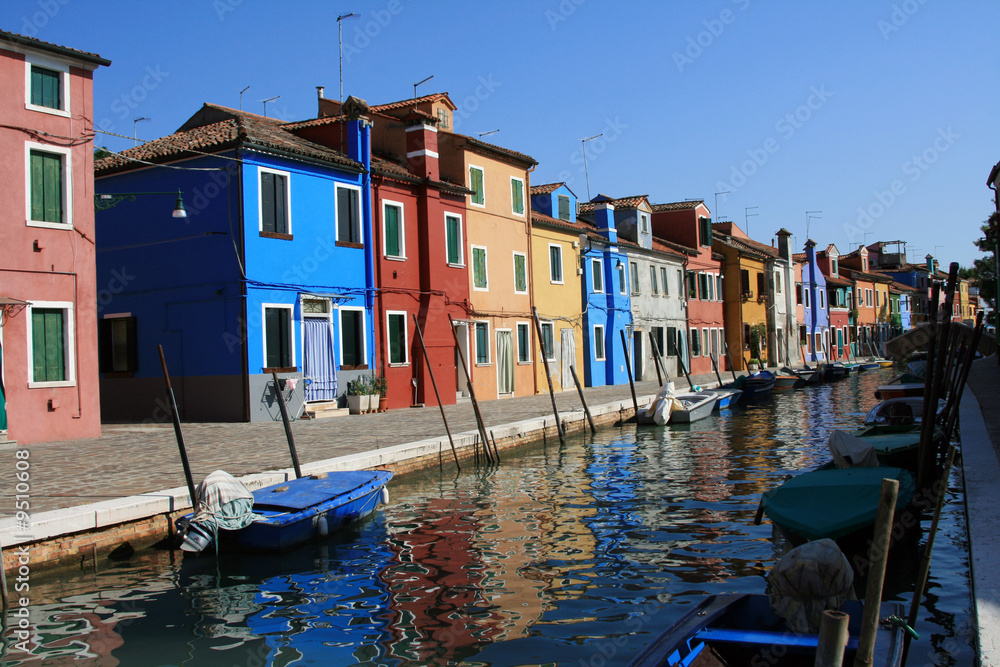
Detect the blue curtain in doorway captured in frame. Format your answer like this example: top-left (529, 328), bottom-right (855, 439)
top-left (0, 338), bottom-right (6, 431)
top-left (303, 318), bottom-right (338, 402)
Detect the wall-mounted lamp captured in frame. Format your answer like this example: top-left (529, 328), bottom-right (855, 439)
top-left (578, 232), bottom-right (591, 253)
top-left (94, 189), bottom-right (188, 218)
top-left (616, 258), bottom-right (622, 269)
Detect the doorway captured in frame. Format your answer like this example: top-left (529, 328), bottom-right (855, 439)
top-left (496, 329), bottom-right (514, 395)
top-left (454, 322), bottom-right (470, 398)
top-left (303, 316), bottom-right (337, 401)
top-left (560, 328), bottom-right (575, 390)
top-left (632, 330), bottom-right (643, 381)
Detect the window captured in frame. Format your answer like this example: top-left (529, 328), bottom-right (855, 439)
top-left (661, 267), bottom-right (669, 296)
top-left (558, 194), bottom-right (570, 221)
top-left (866, 289), bottom-right (873, 307)
top-left (513, 252), bottom-right (527, 294)
top-left (678, 270), bottom-right (684, 297)
top-left (475, 321), bottom-right (490, 364)
top-left (630, 262), bottom-right (640, 295)
top-left (716, 275), bottom-right (722, 300)
top-left (549, 244), bottom-right (564, 283)
top-left (259, 168), bottom-right (290, 236)
top-left (800, 325), bottom-right (808, 346)
top-left (707, 274), bottom-right (714, 301)
top-left (639, 212), bottom-right (650, 234)
top-left (336, 184), bottom-right (362, 244)
top-left (29, 303), bottom-right (74, 385)
top-left (517, 322), bottom-right (531, 363)
top-left (437, 108), bottom-right (450, 128)
top-left (302, 299), bottom-right (329, 314)
top-left (698, 216), bottom-right (713, 246)
top-left (666, 326), bottom-right (678, 356)
top-left (804, 289), bottom-right (810, 308)
top-left (540, 322), bottom-right (555, 361)
top-left (340, 308), bottom-right (366, 369)
top-left (687, 272), bottom-right (697, 299)
top-left (387, 311), bottom-right (408, 365)
top-left (652, 327), bottom-right (665, 357)
top-left (27, 144), bottom-right (71, 227)
top-left (593, 325), bottom-right (606, 360)
top-left (650, 266), bottom-right (659, 295)
top-left (618, 262), bottom-right (627, 294)
top-left (592, 258), bottom-right (604, 293)
top-left (99, 316), bottom-right (137, 374)
top-left (832, 258), bottom-right (838, 274)
top-left (383, 201), bottom-right (405, 258)
top-left (699, 273), bottom-right (708, 300)
top-left (445, 213), bottom-right (463, 265)
top-left (690, 327), bottom-right (701, 357)
top-left (775, 272), bottom-right (782, 293)
top-left (740, 269), bottom-right (751, 296)
top-left (820, 290), bottom-right (826, 309)
top-left (703, 329), bottom-right (710, 359)
top-left (25, 56), bottom-right (69, 115)
top-left (510, 177), bottom-right (525, 216)
top-left (757, 272), bottom-right (766, 297)
top-left (874, 290), bottom-right (880, 307)
top-left (796, 284), bottom-right (803, 305)
top-left (263, 305), bottom-right (294, 370)
top-left (469, 165), bottom-right (485, 206)
top-left (472, 246), bottom-right (488, 290)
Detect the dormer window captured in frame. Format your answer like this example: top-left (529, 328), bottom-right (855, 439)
top-left (437, 108), bottom-right (449, 129)
top-left (558, 194), bottom-right (570, 221)
top-left (639, 212), bottom-right (650, 234)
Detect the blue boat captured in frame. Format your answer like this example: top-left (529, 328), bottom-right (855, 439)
top-left (179, 470), bottom-right (393, 554)
top-left (629, 593), bottom-right (905, 666)
top-left (740, 369), bottom-right (776, 399)
top-left (708, 388), bottom-right (742, 410)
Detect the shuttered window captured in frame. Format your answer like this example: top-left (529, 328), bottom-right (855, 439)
top-left (384, 203), bottom-right (403, 257)
top-left (514, 253), bottom-right (527, 293)
top-left (558, 195), bottom-right (570, 221)
top-left (99, 316), bottom-right (138, 374)
top-left (517, 323), bottom-right (530, 362)
top-left (549, 245), bottom-right (563, 283)
top-left (32, 308), bottom-right (66, 382)
top-left (340, 309), bottom-right (365, 369)
top-left (540, 322), bottom-right (555, 361)
top-left (473, 247), bottom-right (488, 289)
top-left (594, 325), bottom-right (605, 360)
top-left (337, 186), bottom-right (361, 243)
top-left (475, 322), bottom-right (490, 364)
top-left (667, 327), bottom-right (678, 356)
top-left (445, 214), bottom-right (462, 265)
top-left (30, 150), bottom-right (63, 223)
top-left (31, 65), bottom-right (62, 109)
top-left (469, 166), bottom-right (485, 205)
top-left (260, 170), bottom-right (288, 234)
top-left (511, 177), bottom-right (524, 215)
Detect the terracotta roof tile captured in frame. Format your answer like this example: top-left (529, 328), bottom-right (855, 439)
top-left (650, 239), bottom-right (688, 259)
top-left (825, 274), bottom-right (852, 286)
top-left (530, 182), bottom-right (565, 195)
top-left (0, 30), bottom-right (110, 66)
top-left (370, 92), bottom-right (454, 112)
top-left (532, 212), bottom-right (596, 236)
top-left (651, 200), bottom-right (704, 212)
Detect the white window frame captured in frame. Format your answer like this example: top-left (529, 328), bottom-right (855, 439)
top-left (540, 321), bottom-right (556, 361)
top-left (866, 289), bottom-right (873, 307)
top-left (24, 53), bottom-right (70, 117)
top-left (592, 258), bottom-right (604, 293)
top-left (474, 319), bottom-right (491, 365)
top-left (25, 141), bottom-right (73, 229)
top-left (257, 166), bottom-right (292, 235)
top-left (386, 310), bottom-right (410, 366)
top-left (335, 182), bottom-right (363, 244)
top-left (261, 303), bottom-right (296, 370)
top-left (472, 245), bottom-right (489, 291)
top-left (444, 212), bottom-right (465, 267)
top-left (650, 265), bottom-right (659, 296)
top-left (338, 305), bottom-right (367, 369)
top-left (820, 290), bottom-right (826, 309)
top-left (639, 211), bottom-right (650, 234)
top-left (804, 288), bottom-right (810, 308)
top-left (661, 267), bottom-right (669, 297)
top-left (548, 243), bottom-right (564, 284)
top-left (618, 262), bottom-right (627, 295)
top-left (510, 176), bottom-right (525, 217)
top-left (26, 300), bottom-right (76, 388)
top-left (469, 164), bottom-right (486, 208)
top-left (381, 199), bottom-right (406, 260)
top-left (630, 261), bottom-right (641, 295)
top-left (593, 324), bottom-right (606, 361)
top-left (513, 251), bottom-right (528, 295)
top-left (516, 321), bottom-right (532, 364)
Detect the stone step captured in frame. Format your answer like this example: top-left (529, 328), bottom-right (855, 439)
top-left (302, 402), bottom-right (349, 420)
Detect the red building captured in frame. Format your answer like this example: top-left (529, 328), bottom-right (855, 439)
top-left (0, 31), bottom-right (109, 444)
top-left (650, 200), bottom-right (727, 375)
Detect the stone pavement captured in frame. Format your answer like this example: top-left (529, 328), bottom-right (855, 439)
top-left (1, 374), bottom-right (729, 515)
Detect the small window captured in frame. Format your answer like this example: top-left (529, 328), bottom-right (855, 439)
top-left (387, 311), bottom-right (408, 365)
top-left (618, 263), bottom-right (627, 295)
top-left (517, 323), bottom-right (531, 363)
top-left (650, 266), bottom-right (659, 295)
top-left (99, 316), bottom-right (137, 374)
top-left (475, 321), bottom-right (490, 364)
top-left (630, 262), bottom-right (640, 295)
top-left (557, 195), bottom-right (571, 221)
top-left (549, 244), bottom-right (564, 283)
top-left (336, 185), bottom-right (362, 244)
top-left (30, 305), bottom-right (73, 384)
top-left (26, 57), bottom-right (69, 115)
top-left (757, 272), bottom-right (766, 296)
top-left (699, 273), bottom-right (708, 300)
top-left (592, 258), bottom-right (604, 293)
top-left (511, 177), bottom-right (525, 216)
top-left (688, 273), bottom-right (698, 299)
top-left (594, 325), bottom-right (606, 360)
top-left (260, 168), bottom-right (290, 236)
top-left (513, 252), bottom-right (527, 294)
top-left (652, 327), bottom-right (665, 357)
top-left (804, 289), bottom-right (810, 308)
top-left (383, 201), bottom-right (405, 258)
top-left (469, 165), bottom-right (485, 206)
top-left (340, 308), bottom-right (366, 369)
top-left (445, 213), bottom-right (464, 265)
top-left (690, 327), bottom-right (701, 357)
top-left (775, 272), bottom-right (782, 293)
top-left (28, 145), bottom-right (70, 227)
top-left (820, 291), bottom-right (826, 309)
top-left (639, 212), bottom-right (650, 234)
top-left (302, 299), bottom-right (329, 315)
top-left (698, 216), bottom-right (713, 246)
top-left (666, 326), bottom-right (678, 356)
top-left (716, 275), bottom-right (722, 300)
top-left (437, 108), bottom-right (450, 128)
top-left (661, 267), bottom-right (669, 296)
top-left (472, 246), bottom-right (488, 290)
top-left (540, 322), bottom-right (555, 361)
top-left (264, 305), bottom-right (294, 370)
top-left (740, 269), bottom-right (751, 295)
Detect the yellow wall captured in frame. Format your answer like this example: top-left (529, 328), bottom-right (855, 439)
top-left (718, 244), bottom-right (768, 369)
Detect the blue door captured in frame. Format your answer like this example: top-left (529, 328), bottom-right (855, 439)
top-left (0, 336), bottom-right (6, 431)
top-left (303, 317), bottom-right (337, 402)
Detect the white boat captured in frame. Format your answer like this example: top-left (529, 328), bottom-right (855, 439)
top-left (667, 391), bottom-right (719, 423)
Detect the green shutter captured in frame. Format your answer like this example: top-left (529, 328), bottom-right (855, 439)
top-left (514, 254), bottom-right (526, 292)
top-left (385, 205), bottom-right (400, 257)
top-left (518, 324), bottom-right (529, 362)
top-left (32, 309), bottom-right (65, 382)
top-left (512, 179), bottom-right (523, 214)
top-left (31, 151), bottom-right (63, 223)
top-left (558, 195), bottom-right (570, 220)
top-left (31, 66), bottom-right (61, 109)
top-left (474, 248), bottom-right (487, 288)
top-left (470, 168), bottom-right (484, 205)
top-left (261, 172), bottom-right (275, 232)
top-left (476, 323), bottom-right (488, 363)
top-left (446, 216), bottom-right (460, 264)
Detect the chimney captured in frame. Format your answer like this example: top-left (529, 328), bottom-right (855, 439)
top-left (592, 202), bottom-right (618, 244)
top-left (316, 86), bottom-right (324, 100)
top-left (925, 253), bottom-right (934, 274)
top-left (776, 228), bottom-right (792, 261)
top-left (404, 109), bottom-right (440, 181)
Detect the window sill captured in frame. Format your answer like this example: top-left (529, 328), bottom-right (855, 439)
top-left (475, 362), bottom-right (492, 367)
top-left (550, 280), bottom-right (565, 285)
top-left (260, 231), bottom-right (293, 241)
top-left (27, 219), bottom-right (72, 230)
top-left (384, 255), bottom-right (407, 262)
top-left (28, 380), bottom-right (76, 389)
top-left (517, 360), bottom-right (532, 365)
top-left (263, 366), bottom-right (297, 374)
top-left (336, 241), bottom-right (365, 249)
top-left (339, 364), bottom-right (369, 371)
top-left (447, 262), bottom-right (466, 269)
top-left (389, 362), bottom-right (410, 368)
top-left (25, 103), bottom-right (70, 118)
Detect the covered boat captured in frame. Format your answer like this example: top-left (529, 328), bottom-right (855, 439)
top-left (874, 383), bottom-right (924, 400)
top-left (741, 369), bottom-right (776, 398)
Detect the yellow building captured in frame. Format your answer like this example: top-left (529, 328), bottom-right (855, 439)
top-left (712, 223), bottom-right (771, 369)
top-left (528, 183), bottom-right (586, 393)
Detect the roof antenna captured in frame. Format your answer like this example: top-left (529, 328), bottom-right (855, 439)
top-left (239, 85), bottom-right (250, 111)
top-left (261, 95), bottom-right (279, 118)
top-left (413, 75), bottom-right (434, 100)
top-left (477, 130), bottom-right (500, 140)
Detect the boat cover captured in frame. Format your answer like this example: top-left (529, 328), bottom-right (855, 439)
top-left (829, 430), bottom-right (880, 468)
top-left (252, 471), bottom-right (387, 511)
top-left (190, 470), bottom-right (258, 531)
top-left (767, 538), bottom-right (855, 633)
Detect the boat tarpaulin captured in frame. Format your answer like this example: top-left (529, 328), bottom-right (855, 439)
top-left (767, 538), bottom-right (855, 633)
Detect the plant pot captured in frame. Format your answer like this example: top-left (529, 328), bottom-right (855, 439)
top-left (347, 394), bottom-right (370, 414)
top-left (367, 394), bottom-right (381, 413)
top-left (748, 363), bottom-right (759, 372)
top-left (376, 396), bottom-right (387, 412)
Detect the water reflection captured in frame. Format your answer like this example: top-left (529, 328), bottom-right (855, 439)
top-left (0, 370), bottom-right (975, 666)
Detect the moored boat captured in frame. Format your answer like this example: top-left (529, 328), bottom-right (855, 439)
top-left (668, 392), bottom-right (719, 423)
top-left (706, 388), bottom-right (742, 410)
top-left (874, 383), bottom-right (924, 400)
top-left (741, 369), bottom-right (776, 399)
top-left (772, 373), bottom-right (802, 389)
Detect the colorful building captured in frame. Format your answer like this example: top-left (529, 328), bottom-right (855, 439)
top-left (0, 31), bottom-right (109, 444)
top-left (817, 244), bottom-right (851, 360)
top-left (794, 240), bottom-right (830, 361)
top-left (712, 222), bottom-right (771, 370)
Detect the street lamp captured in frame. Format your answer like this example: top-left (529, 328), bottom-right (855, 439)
top-left (94, 190), bottom-right (188, 218)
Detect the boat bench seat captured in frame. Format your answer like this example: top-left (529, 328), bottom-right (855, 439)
top-left (698, 627), bottom-right (859, 649)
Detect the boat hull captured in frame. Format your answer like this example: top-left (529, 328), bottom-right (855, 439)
top-left (668, 392), bottom-right (719, 423)
top-left (874, 383), bottom-right (924, 400)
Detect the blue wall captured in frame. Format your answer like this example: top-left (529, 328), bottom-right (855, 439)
top-left (581, 204), bottom-right (631, 387)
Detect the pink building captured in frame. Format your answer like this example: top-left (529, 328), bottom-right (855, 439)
top-left (0, 31), bottom-right (109, 444)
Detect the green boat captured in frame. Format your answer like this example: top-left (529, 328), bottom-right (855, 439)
top-left (852, 424), bottom-right (942, 471)
top-left (761, 466), bottom-right (916, 545)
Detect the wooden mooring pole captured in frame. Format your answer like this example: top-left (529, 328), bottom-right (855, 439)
top-left (411, 315), bottom-right (460, 471)
top-left (853, 477), bottom-right (899, 667)
top-left (620, 329), bottom-right (639, 417)
top-left (532, 308), bottom-right (565, 446)
top-left (448, 315), bottom-right (495, 463)
top-left (570, 365), bottom-right (596, 434)
top-left (270, 370), bottom-right (302, 479)
top-left (158, 345), bottom-right (198, 506)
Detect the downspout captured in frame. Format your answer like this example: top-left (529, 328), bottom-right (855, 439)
top-left (360, 121), bottom-right (376, 371)
top-left (373, 177), bottom-right (386, 386)
top-left (525, 162), bottom-right (538, 396)
top-left (236, 147), bottom-right (250, 421)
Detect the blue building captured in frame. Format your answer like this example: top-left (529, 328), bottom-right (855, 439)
top-left (95, 101), bottom-right (375, 422)
top-left (797, 240), bottom-right (830, 361)
top-left (577, 201), bottom-right (632, 387)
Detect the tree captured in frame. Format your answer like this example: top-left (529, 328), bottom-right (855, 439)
top-left (968, 211), bottom-right (999, 326)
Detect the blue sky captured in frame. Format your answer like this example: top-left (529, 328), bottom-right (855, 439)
top-left (5, 0), bottom-right (996, 267)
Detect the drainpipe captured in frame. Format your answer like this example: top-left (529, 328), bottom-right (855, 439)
top-left (525, 162), bottom-right (538, 396)
top-left (236, 146), bottom-right (250, 421)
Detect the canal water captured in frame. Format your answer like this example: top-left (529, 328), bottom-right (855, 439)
top-left (2, 369), bottom-right (976, 666)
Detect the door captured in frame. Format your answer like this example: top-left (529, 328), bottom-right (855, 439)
top-left (837, 329), bottom-right (844, 358)
top-left (454, 322), bottom-right (470, 398)
top-left (303, 317), bottom-right (337, 401)
top-left (0, 332), bottom-right (6, 432)
top-left (560, 328), bottom-right (575, 390)
top-left (496, 329), bottom-right (514, 395)
top-left (632, 330), bottom-right (643, 381)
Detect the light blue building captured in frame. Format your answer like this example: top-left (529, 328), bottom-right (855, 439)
top-left (799, 240), bottom-right (830, 361)
top-left (95, 102), bottom-right (375, 422)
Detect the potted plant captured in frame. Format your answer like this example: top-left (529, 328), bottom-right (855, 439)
top-left (347, 376), bottom-right (371, 414)
top-left (370, 375), bottom-right (388, 412)
top-left (748, 323), bottom-right (766, 370)
top-left (747, 358), bottom-right (761, 372)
